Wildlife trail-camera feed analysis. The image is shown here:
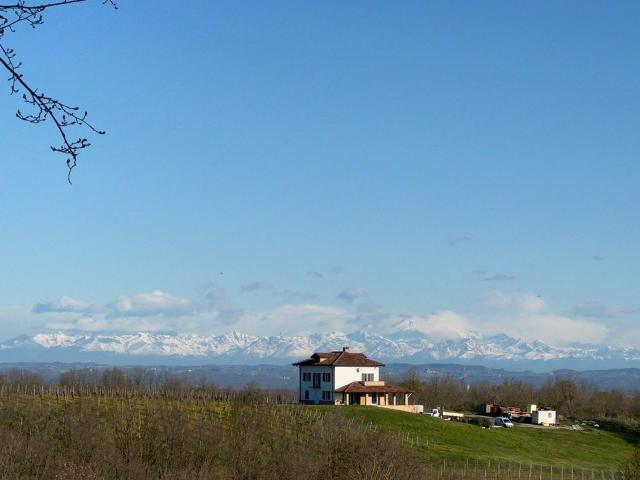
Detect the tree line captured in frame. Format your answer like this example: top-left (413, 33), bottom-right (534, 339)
top-left (0, 367), bottom-right (296, 404)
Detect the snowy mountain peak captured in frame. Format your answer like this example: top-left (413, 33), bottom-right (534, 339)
top-left (0, 330), bottom-right (638, 369)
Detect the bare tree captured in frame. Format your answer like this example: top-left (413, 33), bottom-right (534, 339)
top-left (0, 0), bottom-right (115, 182)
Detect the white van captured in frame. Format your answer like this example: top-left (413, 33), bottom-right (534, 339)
top-left (494, 417), bottom-right (514, 428)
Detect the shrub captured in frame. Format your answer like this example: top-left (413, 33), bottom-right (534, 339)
top-left (462, 416), bottom-right (494, 428)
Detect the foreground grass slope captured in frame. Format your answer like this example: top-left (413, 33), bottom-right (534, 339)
top-left (0, 390), bottom-right (635, 477)
top-left (343, 407), bottom-right (636, 470)
top-left (0, 394), bottom-right (427, 479)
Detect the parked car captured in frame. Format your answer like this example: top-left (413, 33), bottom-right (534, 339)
top-left (495, 417), bottom-right (514, 428)
top-left (422, 408), bottom-right (439, 417)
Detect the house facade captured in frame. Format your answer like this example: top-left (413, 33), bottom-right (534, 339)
top-left (293, 347), bottom-right (417, 411)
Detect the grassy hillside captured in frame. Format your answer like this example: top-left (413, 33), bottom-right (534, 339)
top-left (0, 394), bottom-right (428, 479)
top-left (0, 390), bottom-right (635, 477)
top-left (340, 407), bottom-right (636, 470)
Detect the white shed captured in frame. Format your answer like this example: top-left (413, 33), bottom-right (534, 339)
top-left (532, 409), bottom-right (556, 425)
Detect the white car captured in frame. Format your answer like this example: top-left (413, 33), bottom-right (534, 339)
top-left (495, 417), bottom-right (514, 428)
top-left (422, 408), bottom-right (441, 418)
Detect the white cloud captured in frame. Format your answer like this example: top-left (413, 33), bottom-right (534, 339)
top-left (515, 314), bottom-right (608, 346)
top-left (480, 291), bottom-right (546, 313)
top-left (3, 288), bottom-right (633, 348)
top-left (393, 310), bottom-right (474, 341)
top-left (46, 316), bottom-right (110, 332)
top-left (605, 325), bottom-right (640, 347)
top-left (32, 296), bottom-right (99, 314)
top-left (202, 285), bottom-right (243, 325)
top-left (570, 301), bottom-right (638, 319)
top-left (112, 290), bottom-right (192, 317)
top-left (244, 304), bottom-right (353, 335)
top-left (475, 291), bottom-right (609, 346)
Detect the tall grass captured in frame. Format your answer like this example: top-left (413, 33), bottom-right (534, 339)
top-left (0, 393), bottom-right (425, 479)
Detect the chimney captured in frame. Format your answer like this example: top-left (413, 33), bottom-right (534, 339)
top-left (342, 346), bottom-right (349, 352)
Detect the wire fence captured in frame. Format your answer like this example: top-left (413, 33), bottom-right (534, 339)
top-left (418, 459), bottom-right (618, 480)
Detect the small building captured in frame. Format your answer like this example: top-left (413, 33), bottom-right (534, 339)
top-left (531, 407), bottom-right (556, 426)
top-left (293, 347), bottom-right (419, 412)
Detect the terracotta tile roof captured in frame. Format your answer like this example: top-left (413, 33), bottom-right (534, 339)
top-left (292, 350), bottom-right (384, 367)
top-left (334, 381), bottom-right (413, 394)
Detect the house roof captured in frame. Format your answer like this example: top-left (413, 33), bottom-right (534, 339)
top-left (292, 349), bottom-right (385, 367)
top-left (334, 381), bottom-right (413, 394)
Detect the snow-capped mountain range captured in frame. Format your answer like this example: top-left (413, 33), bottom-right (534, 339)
top-left (0, 330), bottom-right (639, 370)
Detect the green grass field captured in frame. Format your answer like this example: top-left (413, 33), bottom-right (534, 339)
top-left (2, 394), bottom-right (635, 475)
top-left (338, 407), bottom-right (636, 470)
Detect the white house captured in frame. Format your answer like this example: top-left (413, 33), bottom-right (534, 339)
top-left (293, 347), bottom-right (418, 411)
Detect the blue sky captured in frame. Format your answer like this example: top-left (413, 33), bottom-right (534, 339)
top-left (0, 0), bottom-right (639, 346)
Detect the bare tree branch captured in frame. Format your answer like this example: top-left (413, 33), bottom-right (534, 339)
top-left (0, 0), bottom-right (115, 182)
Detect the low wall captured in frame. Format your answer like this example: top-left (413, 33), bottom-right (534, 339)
top-left (378, 404), bottom-right (424, 414)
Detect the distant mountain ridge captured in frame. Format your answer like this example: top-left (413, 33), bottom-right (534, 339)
top-left (0, 330), bottom-right (638, 370)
